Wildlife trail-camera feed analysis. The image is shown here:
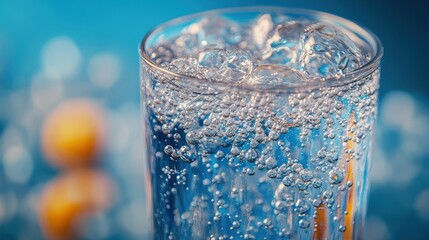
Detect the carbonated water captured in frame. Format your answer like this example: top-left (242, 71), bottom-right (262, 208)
top-left (141, 12), bottom-right (379, 240)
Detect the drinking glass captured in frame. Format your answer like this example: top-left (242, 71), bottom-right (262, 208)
top-left (139, 7), bottom-right (382, 240)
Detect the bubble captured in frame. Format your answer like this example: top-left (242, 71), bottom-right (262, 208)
top-left (267, 169), bottom-right (277, 178)
top-left (339, 225), bottom-right (346, 232)
top-left (215, 150), bottom-right (225, 159)
top-left (245, 149), bottom-right (258, 162)
top-left (173, 133), bottom-right (181, 141)
top-left (299, 169), bottom-right (313, 182)
top-left (231, 146), bottom-right (240, 156)
top-left (282, 175), bottom-right (294, 186)
top-left (295, 179), bottom-right (308, 191)
top-left (179, 146), bottom-right (197, 163)
top-left (312, 179), bottom-right (322, 188)
top-left (214, 212), bottom-right (221, 222)
top-left (322, 190), bottom-right (333, 199)
top-left (298, 219), bottom-right (310, 229)
top-left (164, 145), bottom-right (174, 155)
top-left (244, 233), bottom-right (256, 239)
top-left (263, 218), bottom-right (272, 227)
top-left (232, 221), bottom-right (240, 229)
top-left (292, 163), bottom-right (303, 173)
top-left (274, 200), bottom-right (286, 210)
top-left (329, 169), bottom-right (345, 184)
top-left (186, 131), bottom-right (199, 145)
top-left (327, 151), bottom-right (339, 163)
top-left (265, 157), bottom-right (277, 169)
top-left (317, 148), bottom-right (327, 159)
top-left (169, 58), bottom-right (199, 77)
top-left (313, 198), bottom-right (322, 207)
top-left (294, 199), bottom-right (310, 214)
top-left (150, 44), bottom-right (175, 64)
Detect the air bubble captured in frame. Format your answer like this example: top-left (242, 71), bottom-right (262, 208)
top-left (265, 157), bottom-right (277, 169)
top-left (164, 145), bottom-right (174, 155)
top-left (329, 169), bottom-right (345, 184)
top-left (317, 148), bottom-right (327, 159)
top-left (299, 219), bottom-right (310, 229)
top-left (295, 199), bottom-right (310, 213)
top-left (263, 218), bottom-right (272, 227)
top-left (245, 149), bottom-right (258, 162)
top-left (312, 179), bottom-right (322, 188)
top-left (267, 169), bottom-right (277, 178)
top-left (292, 163), bottom-right (303, 173)
top-left (232, 221), bottom-right (240, 229)
top-left (215, 150), bottom-right (225, 159)
top-left (313, 198), bottom-right (322, 207)
top-left (300, 169), bottom-right (313, 182)
top-left (282, 175), bottom-right (294, 186)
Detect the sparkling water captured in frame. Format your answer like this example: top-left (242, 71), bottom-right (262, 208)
top-left (141, 11), bottom-right (379, 240)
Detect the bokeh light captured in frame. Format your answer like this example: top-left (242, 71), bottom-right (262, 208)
top-left (3, 144), bottom-right (33, 184)
top-left (88, 53), bottom-right (121, 89)
top-left (41, 36), bottom-right (82, 81)
top-left (414, 189), bottom-right (429, 222)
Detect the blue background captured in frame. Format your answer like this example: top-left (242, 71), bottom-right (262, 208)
top-left (0, 0), bottom-right (428, 239)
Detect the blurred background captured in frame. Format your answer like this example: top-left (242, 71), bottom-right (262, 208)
top-left (0, 0), bottom-right (428, 239)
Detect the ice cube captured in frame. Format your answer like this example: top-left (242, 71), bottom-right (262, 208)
top-left (298, 23), bottom-right (363, 79)
top-left (171, 33), bottom-right (199, 58)
top-left (259, 21), bottom-right (310, 68)
top-left (197, 48), bottom-right (228, 80)
top-left (221, 49), bottom-right (253, 81)
top-left (197, 47), bottom-right (228, 69)
top-left (252, 14), bottom-right (275, 48)
top-left (248, 64), bottom-right (305, 85)
top-left (186, 16), bottom-right (242, 49)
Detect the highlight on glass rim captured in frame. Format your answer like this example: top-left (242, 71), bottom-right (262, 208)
top-left (3, 1), bottom-right (429, 239)
top-left (140, 7), bottom-right (382, 240)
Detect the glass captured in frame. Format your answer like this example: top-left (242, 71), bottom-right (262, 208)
top-left (139, 7), bottom-right (382, 240)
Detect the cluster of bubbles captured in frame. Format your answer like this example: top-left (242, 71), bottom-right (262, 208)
top-left (142, 12), bottom-right (379, 239)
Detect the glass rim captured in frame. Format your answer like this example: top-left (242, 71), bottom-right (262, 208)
top-left (139, 6), bottom-right (383, 93)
